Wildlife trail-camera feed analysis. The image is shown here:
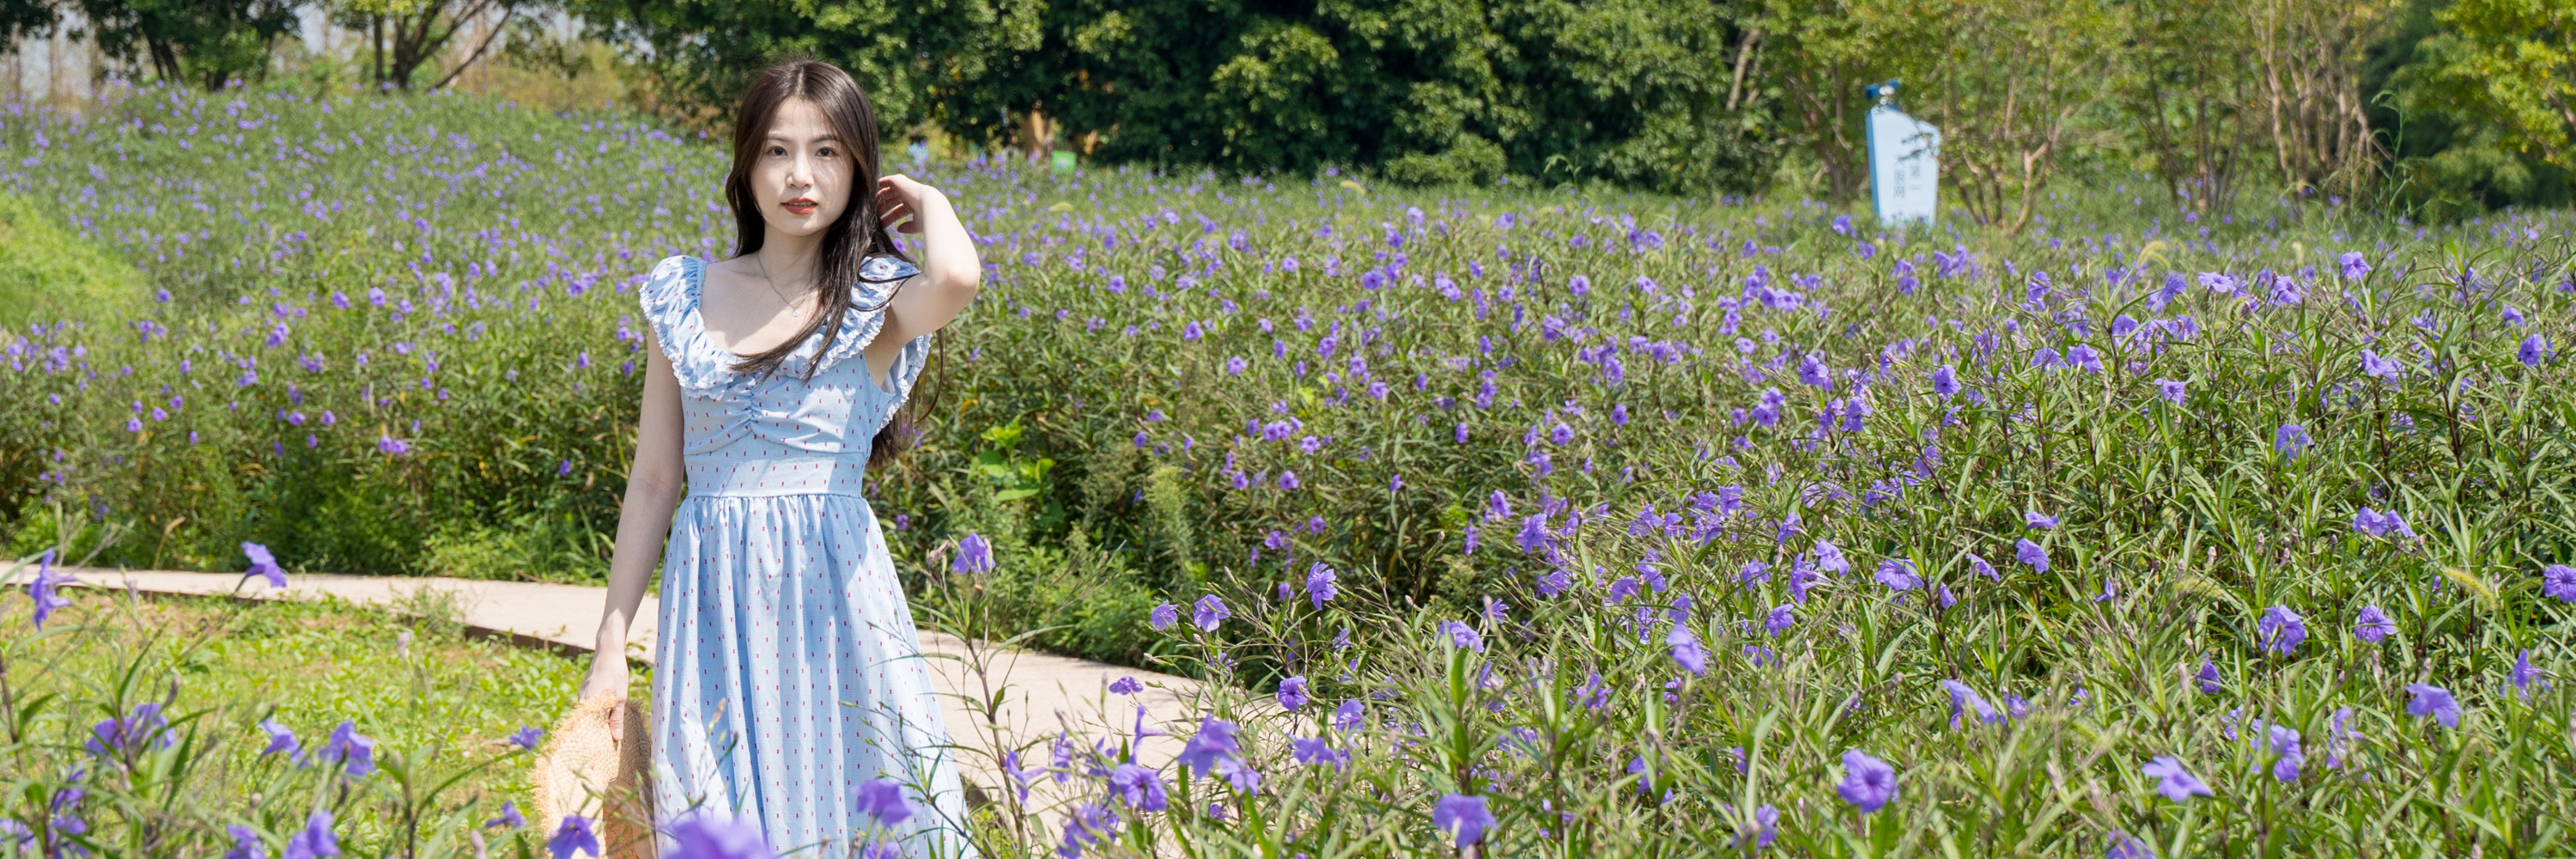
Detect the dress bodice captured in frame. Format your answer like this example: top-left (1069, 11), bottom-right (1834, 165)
top-left (639, 253), bottom-right (930, 498)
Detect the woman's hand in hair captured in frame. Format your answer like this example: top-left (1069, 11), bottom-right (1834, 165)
top-left (870, 174), bottom-right (981, 354)
top-left (873, 174), bottom-right (940, 235)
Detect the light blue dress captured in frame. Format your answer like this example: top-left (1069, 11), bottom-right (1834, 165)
top-left (638, 253), bottom-right (973, 858)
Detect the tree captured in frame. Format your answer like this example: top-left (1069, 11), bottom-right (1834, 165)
top-left (2245, 0), bottom-right (2396, 198)
top-left (566, 0), bottom-right (1045, 131)
top-left (0, 0), bottom-right (59, 48)
top-left (76, 0), bottom-right (299, 92)
top-left (2397, 0), bottom-right (2575, 170)
top-left (2118, 0), bottom-right (2262, 213)
top-left (1759, 0), bottom-right (1902, 203)
top-left (1903, 0), bottom-right (2123, 233)
top-left (326, 0), bottom-right (533, 91)
top-left (937, 0), bottom-right (1773, 193)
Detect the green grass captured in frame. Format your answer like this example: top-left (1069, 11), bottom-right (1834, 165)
top-left (0, 191), bottom-right (148, 326)
top-left (0, 582), bottom-right (647, 846)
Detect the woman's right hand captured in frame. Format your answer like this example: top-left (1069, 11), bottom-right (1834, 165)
top-left (578, 653), bottom-right (631, 741)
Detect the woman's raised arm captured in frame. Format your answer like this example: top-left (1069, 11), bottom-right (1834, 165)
top-left (866, 174), bottom-right (981, 365)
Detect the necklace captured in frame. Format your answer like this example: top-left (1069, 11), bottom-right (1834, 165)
top-left (753, 252), bottom-right (807, 319)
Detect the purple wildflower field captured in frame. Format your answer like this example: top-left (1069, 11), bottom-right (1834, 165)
top-left (3, 80), bottom-right (2576, 856)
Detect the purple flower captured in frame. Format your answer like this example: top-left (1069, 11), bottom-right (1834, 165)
top-left (1109, 763), bottom-right (1170, 811)
top-left (2510, 649), bottom-right (2542, 698)
top-left (2274, 424), bottom-right (2312, 460)
top-left (286, 810), bottom-right (339, 859)
top-left (1814, 539), bottom-right (1850, 574)
top-left (1109, 676), bottom-right (1142, 695)
top-left (1835, 749), bottom-right (1898, 813)
top-left (1431, 794), bottom-right (1497, 847)
top-left (1968, 553), bottom-right (1998, 581)
top-left (1516, 514), bottom-right (1551, 555)
top-left (377, 436), bottom-right (411, 456)
top-left (242, 542), bottom-right (288, 588)
top-left (2154, 378), bottom-right (2186, 405)
top-left (548, 814), bottom-right (599, 859)
top-left (1292, 736), bottom-right (1348, 770)
top-left (2142, 755), bottom-right (2213, 801)
top-left (2014, 539), bottom-right (2049, 572)
top-left (259, 719), bottom-right (299, 757)
top-left (1930, 365), bottom-right (1959, 398)
top-left (322, 720), bottom-right (374, 777)
top-left (953, 533), bottom-right (995, 575)
top-left (2324, 707), bottom-right (2360, 770)
top-left (507, 726), bottom-right (544, 751)
top-left (88, 702), bottom-right (173, 756)
top-left (1443, 620), bottom-right (1485, 652)
top-left (1941, 679), bottom-right (2000, 728)
top-left (1058, 801), bottom-right (1121, 857)
top-left (1797, 353), bottom-right (1832, 387)
top-left (661, 813), bottom-right (775, 859)
top-left (2354, 606), bottom-right (2396, 643)
top-left (1149, 603), bottom-right (1179, 630)
top-left (2405, 684), bottom-right (2460, 728)
top-left (1305, 564), bottom-right (1338, 608)
top-left (26, 550), bottom-right (70, 630)
top-left (1176, 716), bottom-right (1243, 771)
top-left (2257, 606), bottom-right (2306, 656)
top-left (1874, 559), bottom-right (1921, 591)
top-left (2353, 508), bottom-right (2415, 539)
top-left (1668, 624), bottom-right (1710, 675)
top-left (2338, 251), bottom-right (2371, 280)
top-left (2519, 334), bottom-right (2549, 367)
top-left (2198, 271), bottom-right (2239, 294)
top-left (2265, 724), bottom-right (2304, 782)
top-left (2024, 510), bottom-right (2060, 530)
top-left (1276, 675), bottom-right (1309, 710)
top-left (1334, 698), bottom-right (1366, 729)
top-left (852, 778), bottom-right (914, 826)
top-left (2107, 830), bottom-right (2157, 859)
top-left (484, 801), bottom-right (526, 830)
top-left (227, 824), bottom-right (264, 859)
top-left (2547, 564), bottom-right (2576, 602)
top-left (1765, 603), bottom-right (1795, 636)
top-left (1193, 594), bottom-right (1230, 631)
top-left (2360, 349), bottom-right (2405, 382)
top-left (2196, 660), bottom-right (2223, 694)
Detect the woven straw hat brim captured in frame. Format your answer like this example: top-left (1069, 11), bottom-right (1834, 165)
top-left (530, 695), bottom-right (657, 858)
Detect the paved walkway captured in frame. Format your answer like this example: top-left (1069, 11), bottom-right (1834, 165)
top-left (32, 565), bottom-right (1208, 807)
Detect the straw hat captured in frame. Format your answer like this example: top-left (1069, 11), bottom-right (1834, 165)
top-left (531, 695), bottom-right (658, 858)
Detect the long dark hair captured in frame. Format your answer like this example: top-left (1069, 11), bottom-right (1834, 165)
top-left (723, 58), bottom-right (927, 466)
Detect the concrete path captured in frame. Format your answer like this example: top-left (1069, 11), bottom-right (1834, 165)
top-left (30, 565), bottom-right (1210, 809)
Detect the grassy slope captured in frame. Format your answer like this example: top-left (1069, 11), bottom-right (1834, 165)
top-left (0, 192), bottom-right (147, 326)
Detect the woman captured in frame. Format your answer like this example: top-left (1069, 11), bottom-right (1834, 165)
top-left (577, 58), bottom-right (980, 857)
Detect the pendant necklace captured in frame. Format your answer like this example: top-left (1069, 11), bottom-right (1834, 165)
top-left (754, 252), bottom-right (805, 319)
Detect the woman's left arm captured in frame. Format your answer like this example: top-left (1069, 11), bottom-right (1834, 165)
top-left (869, 174), bottom-right (980, 356)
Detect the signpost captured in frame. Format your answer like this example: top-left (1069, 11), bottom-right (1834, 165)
top-left (1863, 80), bottom-right (1941, 228)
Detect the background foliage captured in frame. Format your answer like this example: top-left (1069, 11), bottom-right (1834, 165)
top-left (4, 0), bottom-right (2569, 216)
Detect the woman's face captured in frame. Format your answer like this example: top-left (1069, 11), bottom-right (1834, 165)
top-left (750, 97), bottom-right (851, 239)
